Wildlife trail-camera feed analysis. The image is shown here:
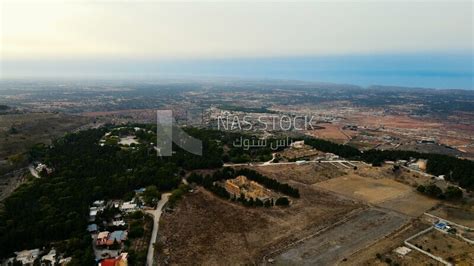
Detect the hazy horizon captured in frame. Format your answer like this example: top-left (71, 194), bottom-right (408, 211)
top-left (2, 53), bottom-right (472, 90)
top-left (1, 1), bottom-right (472, 89)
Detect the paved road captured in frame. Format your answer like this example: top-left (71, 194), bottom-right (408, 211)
top-left (146, 193), bottom-right (171, 266)
top-left (261, 153), bottom-right (276, 166)
top-left (224, 159), bottom-right (362, 167)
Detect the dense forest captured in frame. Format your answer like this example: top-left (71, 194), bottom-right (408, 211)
top-left (234, 168), bottom-right (300, 198)
top-left (0, 126), bottom-right (227, 262)
top-left (170, 128), bottom-right (278, 165)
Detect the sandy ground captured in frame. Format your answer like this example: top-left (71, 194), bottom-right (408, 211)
top-left (314, 172), bottom-right (440, 217)
top-left (378, 192), bottom-right (439, 217)
top-left (314, 174), bottom-right (412, 204)
top-left (306, 123), bottom-right (357, 143)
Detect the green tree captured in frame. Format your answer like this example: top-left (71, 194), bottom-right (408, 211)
top-left (444, 186), bottom-right (462, 200)
top-left (142, 185), bottom-right (160, 207)
top-left (275, 197), bottom-right (290, 206)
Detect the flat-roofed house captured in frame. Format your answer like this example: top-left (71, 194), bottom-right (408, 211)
top-left (15, 249), bottom-right (40, 265)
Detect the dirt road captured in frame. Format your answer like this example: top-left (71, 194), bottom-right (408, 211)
top-left (146, 193), bottom-right (171, 266)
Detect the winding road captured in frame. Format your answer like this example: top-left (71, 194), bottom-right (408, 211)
top-left (145, 192), bottom-right (171, 266)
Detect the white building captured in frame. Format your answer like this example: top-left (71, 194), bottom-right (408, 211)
top-left (15, 249), bottom-right (40, 265)
top-left (35, 163), bottom-right (53, 175)
top-left (112, 220), bottom-right (126, 227)
top-left (41, 248), bottom-right (56, 265)
top-left (290, 140), bottom-right (305, 149)
top-left (120, 201), bottom-right (138, 213)
top-left (393, 246), bottom-right (411, 257)
top-left (93, 200), bottom-right (105, 207)
top-left (89, 207), bottom-right (98, 222)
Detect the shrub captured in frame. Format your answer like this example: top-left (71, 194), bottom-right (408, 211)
top-left (128, 224), bottom-right (144, 239)
top-left (444, 186), bottom-right (463, 199)
top-left (417, 185), bottom-right (426, 193)
top-left (275, 197), bottom-right (290, 206)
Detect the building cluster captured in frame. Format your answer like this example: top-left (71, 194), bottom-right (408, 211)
top-left (224, 175), bottom-right (272, 201)
top-left (87, 187), bottom-right (150, 265)
top-left (394, 158), bottom-right (428, 172)
top-left (393, 158), bottom-right (450, 182)
top-left (289, 140), bottom-right (305, 149)
top-left (88, 199), bottom-right (138, 264)
top-left (35, 163), bottom-right (53, 175)
top-left (0, 200), bottom-right (121, 265)
top-left (408, 159), bottom-right (428, 171)
top-left (97, 253), bottom-right (128, 266)
top-left (96, 231), bottom-right (128, 247)
top-left (2, 248), bottom-right (71, 266)
top-left (89, 199), bottom-right (140, 224)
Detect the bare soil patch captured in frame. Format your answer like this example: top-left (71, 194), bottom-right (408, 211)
top-left (378, 192), bottom-right (439, 217)
top-left (314, 174), bottom-right (412, 204)
top-left (314, 172), bottom-right (439, 216)
top-left (306, 123), bottom-right (357, 143)
top-left (158, 181), bottom-right (361, 265)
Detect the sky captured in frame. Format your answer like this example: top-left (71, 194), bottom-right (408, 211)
top-left (1, 1), bottom-right (473, 89)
